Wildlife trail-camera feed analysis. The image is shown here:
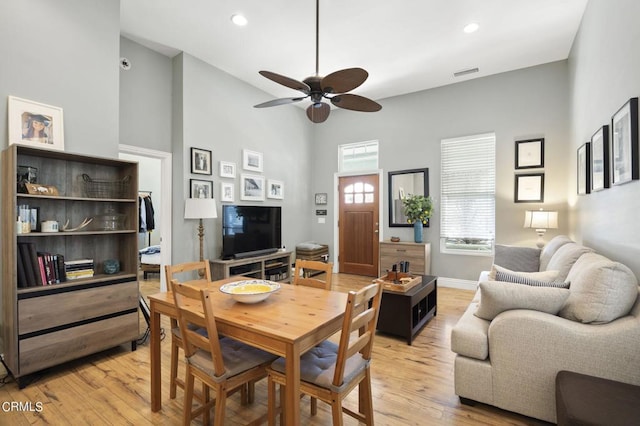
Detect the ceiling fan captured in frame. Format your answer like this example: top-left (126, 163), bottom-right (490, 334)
top-left (254, 0), bottom-right (382, 123)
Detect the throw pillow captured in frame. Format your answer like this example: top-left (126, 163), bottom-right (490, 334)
top-left (488, 264), bottom-right (560, 282)
top-left (494, 244), bottom-right (541, 272)
top-left (494, 270), bottom-right (570, 289)
top-left (558, 253), bottom-right (638, 324)
top-left (539, 235), bottom-right (573, 271)
top-left (544, 243), bottom-right (593, 282)
top-left (474, 281), bottom-right (570, 321)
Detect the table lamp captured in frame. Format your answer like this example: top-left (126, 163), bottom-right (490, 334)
top-left (524, 209), bottom-right (558, 248)
top-left (184, 198), bottom-right (218, 276)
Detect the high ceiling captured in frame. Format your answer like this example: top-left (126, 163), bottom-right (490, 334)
top-left (120, 0), bottom-right (588, 103)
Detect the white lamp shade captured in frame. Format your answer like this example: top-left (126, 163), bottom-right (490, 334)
top-left (184, 198), bottom-right (218, 219)
top-left (524, 210), bottom-right (558, 229)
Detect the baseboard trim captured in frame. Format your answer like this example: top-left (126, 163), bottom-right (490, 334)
top-left (438, 277), bottom-right (477, 291)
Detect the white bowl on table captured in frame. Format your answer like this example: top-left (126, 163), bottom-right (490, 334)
top-left (219, 279), bottom-right (281, 304)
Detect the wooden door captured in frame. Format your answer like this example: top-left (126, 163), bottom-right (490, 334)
top-left (338, 175), bottom-right (380, 276)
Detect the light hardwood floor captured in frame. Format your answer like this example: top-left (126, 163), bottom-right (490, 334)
top-left (0, 273), bottom-right (549, 425)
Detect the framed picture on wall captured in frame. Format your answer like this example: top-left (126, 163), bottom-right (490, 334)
top-left (577, 142), bottom-right (591, 195)
top-left (8, 96), bottom-right (65, 151)
top-left (219, 161), bottom-right (236, 178)
top-left (220, 182), bottom-right (234, 202)
top-left (514, 173), bottom-right (544, 202)
top-left (515, 138), bottom-right (544, 169)
top-left (611, 97), bottom-right (639, 185)
top-left (590, 125), bottom-right (610, 191)
top-left (191, 147), bottom-right (212, 175)
top-left (240, 174), bottom-right (265, 201)
top-left (267, 179), bottom-right (284, 200)
top-left (190, 179), bottom-right (213, 199)
top-left (242, 149), bottom-right (263, 172)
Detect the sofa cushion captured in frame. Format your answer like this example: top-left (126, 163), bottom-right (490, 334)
top-left (474, 281), bottom-right (570, 321)
top-left (451, 302), bottom-right (490, 360)
top-left (540, 235), bottom-right (574, 271)
top-left (488, 264), bottom-right (560, 283)
top-left (494, 244), bottom-right (541, 272)
top-left (545, 243), bottom-right (592, 282)
top-left (558, 252), bottom-right (638, 324)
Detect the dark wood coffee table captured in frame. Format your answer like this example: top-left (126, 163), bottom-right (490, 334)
top-left (376, 275), bottom-right (437, 345)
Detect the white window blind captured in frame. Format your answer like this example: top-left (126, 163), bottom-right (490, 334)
top-left (440, 133), bottom-right (495, 254)
top-left (339, 140), bottom-right (378, 172)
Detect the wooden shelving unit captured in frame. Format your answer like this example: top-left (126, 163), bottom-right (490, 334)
top-left (210, 251), bottom-right (293, 282)
top-left (1, 145), bottom-right (139, 387)
top-left (379, 241), bottom-right (431, 276)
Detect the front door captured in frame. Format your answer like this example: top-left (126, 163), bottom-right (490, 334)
top-left (338, 175), bottom-right (380, 276)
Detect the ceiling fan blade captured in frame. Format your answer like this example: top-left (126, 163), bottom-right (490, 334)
top-left (259, 71), bottom-right (310, 94)
top-left (306, 103), bottom-right (330, 123)
top-left (330, 94), bottom-right (382, 112)
top-left (321, 68), bottom-right (368, 94)
top-left (254, 97), bottom-right (306, 108)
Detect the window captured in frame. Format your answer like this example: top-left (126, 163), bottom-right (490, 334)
top-left (343, 182), bottom-right (375, 204)
top-left (339, 140), bottom-right (378, 172)
top-left (440, 133), bottom-right (495, 255)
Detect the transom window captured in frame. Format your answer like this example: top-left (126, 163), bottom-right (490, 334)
top-left (344, 182), bottom-right (375, 204)
top-left (339, 140), bottom-right (379, 172)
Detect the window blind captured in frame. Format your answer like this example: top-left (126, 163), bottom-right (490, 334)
top-left (440, 133), bottom-right (495, 245)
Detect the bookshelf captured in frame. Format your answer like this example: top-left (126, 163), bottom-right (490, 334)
top-left (1, 145), bottom-right (139, 387)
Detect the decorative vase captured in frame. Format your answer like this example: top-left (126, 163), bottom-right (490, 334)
top-left (413, 221), bottom-right (423, 243)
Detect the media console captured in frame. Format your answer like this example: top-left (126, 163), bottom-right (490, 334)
top-left (210, 250), bottom-right (293, 282)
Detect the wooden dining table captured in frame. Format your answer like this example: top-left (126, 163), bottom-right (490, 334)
top-left (148, 276), bottom-right (348, 425)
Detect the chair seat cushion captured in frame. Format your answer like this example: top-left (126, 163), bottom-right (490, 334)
top-left (271, 340), bottom-right (369, 392)
top-left (187, 337), bottom-right (277, 381)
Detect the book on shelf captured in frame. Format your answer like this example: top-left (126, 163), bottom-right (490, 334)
top-left (17, 242), bottom-right (41, 287)
top-left (66, 269), bottom-right (95, 280)
top-left (16, 245), bottom-right (27, 288)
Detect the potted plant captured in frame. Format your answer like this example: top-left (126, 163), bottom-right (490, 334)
top-left (402, 195), bottom-right (433, 243)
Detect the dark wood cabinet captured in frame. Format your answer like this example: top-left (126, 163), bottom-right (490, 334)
top-left (376, 275), bottom-right (437, 345)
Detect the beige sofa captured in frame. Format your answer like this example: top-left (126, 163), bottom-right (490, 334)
top-left (451, 236), bottom-right (640, 423)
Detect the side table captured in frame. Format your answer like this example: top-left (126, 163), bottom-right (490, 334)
top-left (376, 275), bottom-right (437, 345)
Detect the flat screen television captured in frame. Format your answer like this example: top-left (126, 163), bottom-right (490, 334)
top-left (221, 205), bottom-right (282, 259)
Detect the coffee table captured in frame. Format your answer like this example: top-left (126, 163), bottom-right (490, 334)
top-left (376, 275), bottom-right (437, 345)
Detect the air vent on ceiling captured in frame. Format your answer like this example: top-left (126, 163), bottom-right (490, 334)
top-left (453, 67), bottom-right (479, 77)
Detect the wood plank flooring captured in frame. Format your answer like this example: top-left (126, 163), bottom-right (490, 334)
top-left (0, 273), bottom-right (549, 425)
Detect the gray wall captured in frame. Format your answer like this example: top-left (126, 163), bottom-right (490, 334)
top-left (568, 0), bottom-right (640, 280)
top-left (314, 61), bottom-right (571, 281)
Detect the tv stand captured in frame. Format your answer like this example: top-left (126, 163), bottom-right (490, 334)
top-left (210, 250), bottom-right (292, 282)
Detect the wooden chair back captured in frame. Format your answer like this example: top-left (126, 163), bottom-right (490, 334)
top-left (293, 259), bottom-right (333, 290)
top-left (170, 279), bottom-right (225, 377)
top-left (164, 260), bottom-right (211, 284)
top-left (332, 282), bottom-right (383, 387)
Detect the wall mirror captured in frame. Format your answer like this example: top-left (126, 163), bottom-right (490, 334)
top-left (388, 168), bottom-right (429, 227)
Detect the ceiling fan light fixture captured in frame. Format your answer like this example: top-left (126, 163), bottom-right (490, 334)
top-left (463, 22), bottom-right (479, 34)
top-left (231, 14), bottom-right (248, 26)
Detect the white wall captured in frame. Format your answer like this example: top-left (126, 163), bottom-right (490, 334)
top-left (568, 0), bottom-right (640, 279)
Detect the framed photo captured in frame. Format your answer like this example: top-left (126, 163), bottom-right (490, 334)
top-left (590, 125), bottom-right (610, 191)
top-left (190, 179), bottom-right (213, 199)
top-left (267, 179), bottom-right (284, 200)
top-left (8, 96), bottom-right (64, 151)
top-left (515, 138), bottom-right (544, 169)
top-left (315, 193), bottom-right (328, 205)
top-left (240, 174), bottom-right (265, 201)
top-left (191, 147), bottom-right (212, 175)
top-left (220, 182), bottom-right (234, 202)
top-left (242, 149), bottom-right (263, 172)
top-left (611, 97), bottom-right (639, 185)
top-left (219, 161), bottom-right (236, 178)
top-left (577, 142), bottom-right (591, 195)
top-left (514, 173), bottom-right (544, 203)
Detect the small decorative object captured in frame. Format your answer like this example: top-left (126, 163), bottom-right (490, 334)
top-left (219, 279), bottom-right (280, 304)
top-left (242, 149), bottom-right (263, 172)
top-left (190, 179), bottom-right (213, 199)
top-left (514, 173), bottom-right (544, 202)
top-left (240, 174), bottom-right (265, 201)
top-left (267, 179), bottom-right (284, 199)
top-left (8, 96), bottom-right (65, 151)
top-left (220, 182), bottom-right (234, 202)
top-left (219, 160), bottom-right (236, 178)
top-left (402, 194), bottom-right (433, 243)
top-left (61, 217), bottom-right (93, 232)
top-left (390, 236), bottom-right (401, 242)
top-left (103, 259), bottom-right (120, 274)
top-left (611, 97), bottom-right (639, 185)
top-left (92, 212), bottom-right (125, 231)
top-left (315, 192), bottom-right (328, 205)
top-left (82, 174), bottom-right (130, 198)
top-left (17, 165), bottom-right (38, 193)
top-left (25, 183), bottom-right (59, 196)
top-left (191, 147), bottom-right (212, 175)
top-left (577, 142), bottom-right (591, 195)
top-left (515, 138), bottom-right (544, 169)
top-left (590, 125), bottom-right (610, 191)
top-left (41, 220), bottom-right (59, 233)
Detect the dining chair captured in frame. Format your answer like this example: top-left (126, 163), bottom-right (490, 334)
top-left (267, 282), bottom-right (383, 425)
top-left (171, 278), bottom-right (277, 425)
top-left (293, 259), bottom-right (334, 290)
top-left (164, 260), bottom-right (212, 400)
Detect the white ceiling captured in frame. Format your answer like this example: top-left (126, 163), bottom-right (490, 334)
top-left (120, 0), bottom-right (588, 104)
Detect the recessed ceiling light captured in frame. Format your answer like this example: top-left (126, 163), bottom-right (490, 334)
top-left (463, 22), bottom-right (479, 34)
top-left (231, 14), bottom-right (248, 26)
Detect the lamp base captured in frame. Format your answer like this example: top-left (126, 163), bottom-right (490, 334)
top-left (535, 229), bottom-right (547, 249)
